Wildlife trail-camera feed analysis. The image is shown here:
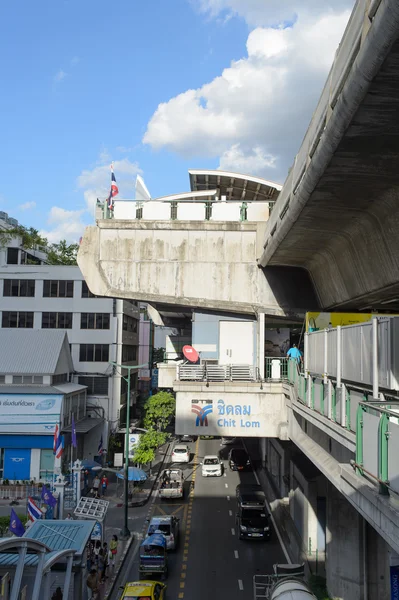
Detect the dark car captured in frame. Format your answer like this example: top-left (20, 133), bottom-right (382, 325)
top-left (228, 448), bottom-right (251, 471)
top-left (236, 484), bottom-right (271, 541)
top-left (179, 434), bottom-right (196, 443)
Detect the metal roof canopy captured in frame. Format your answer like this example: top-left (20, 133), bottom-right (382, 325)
top-left (189, 169), bottom-right (282, 202)
top-left (153, 189), bottom-right (218, 203)
top-left (74, 497), bottom-right (109, 522)
top-left (63, 416), bottom-right (103, 434)
top-left (23, 519), bottom-right (96, 558)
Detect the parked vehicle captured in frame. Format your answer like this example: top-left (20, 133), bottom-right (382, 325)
top-left (120, 580), bottom-right (167, 600)
top-left (179, 434), bottom-right (196, 443)
top-left (138, 534), bottom-right (168, 579)
top-left (158, 468), bottom-right (184, 499)
top-left (221, 436), bottom-right (237, 445)
top-left (236, 484), bottom-right (271, 540)
top-left (171, 444), bottom-right (190, 463)
top-left (147, 515), bottom-right (180, 550)
top-left (201, 455), bottom-right (223, 477)
top-left (228, 448), bottom-right (251, 471)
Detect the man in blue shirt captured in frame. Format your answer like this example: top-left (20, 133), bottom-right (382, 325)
top-left (287, 344), bottom-right (303, 364)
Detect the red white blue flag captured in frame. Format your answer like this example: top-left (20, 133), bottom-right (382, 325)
top-left (107, 164), bottom-right (119, 210)
top-left (55, 435), bottom-right (64, 459)
top-left (27, 497), bottom-right (42, 522)
top-left (53, 424), bottom-right (59, 455)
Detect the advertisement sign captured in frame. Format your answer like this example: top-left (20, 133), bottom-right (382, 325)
top-left (391, 565), bottom-right (399, 600)
top-left (304, 312), bottom-right (399, 332)
top-left (114, 453), bottom-right (123, 467)
top-left (0, 394), bottom-right (63, 434)
top-left (175, 393), bottom-right (283, 437)
top-left (151, 368), bottom-right (159, 388)
top-left (128, 434), bottom-right (141, 459)
top-left (91, 521), bottom-right (103, 542)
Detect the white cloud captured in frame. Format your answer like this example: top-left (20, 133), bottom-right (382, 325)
top-left (116, 146), bottom-right (135, 153)
top-left (40, 207), bottom-right (86, 244)
top-left (18, 201), bottom-right (36, 211)
top-left (77, 157), bottom-right (142, 212)
top-left (54, 70), bottom-right (67, 83)
top-left (144, 2), bottom-right (354, 181)
top-left (70, 56), bottom-right (80, 66)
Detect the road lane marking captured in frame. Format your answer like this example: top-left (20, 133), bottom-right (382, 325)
top-left (225, 483), bottom-right (228, 488)
top-left (229, 510), bottom-right (233, 517)
top-left (227, 495), bottom-right (230, 501)
top-left (182, 564), bottom-right (187, 570)
top-left (234, 550), bottom-right (239, 559)
top-left (181, 572), bottom-right (186, 579)
top-left (231, 528), bottom-right (235, 535)
top-left (238, 580), bottom-right (244, 590)
top-left (179, 594), bottom-right (184, 599)
top-left (180, 582), bottom-right (185, 589)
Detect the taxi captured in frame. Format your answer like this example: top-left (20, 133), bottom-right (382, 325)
top-left (120, 580), bottom-right (166, 600)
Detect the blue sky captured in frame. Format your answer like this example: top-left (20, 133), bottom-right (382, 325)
top-left (0, 0), bottom-right (354, 242)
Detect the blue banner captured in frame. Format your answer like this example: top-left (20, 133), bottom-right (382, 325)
top-left (391, 565), bottom-right (399, 600)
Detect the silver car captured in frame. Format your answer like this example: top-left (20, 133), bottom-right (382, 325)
top-left (147, 515), bottom-right (180, 550)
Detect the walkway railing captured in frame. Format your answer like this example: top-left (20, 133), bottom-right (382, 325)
top-left (178, 363), bottom-right (258, 382)
top-left (265, 357), bottom-right (289, 381)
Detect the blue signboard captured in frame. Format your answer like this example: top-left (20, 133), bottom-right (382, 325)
top-left (4, 448), bottom-right (31, 480)
top-left (91, 521), bottom-right (102, 541)
top-left (391, 565), bottom-right (399, 600)
top-left (151, 369), bottom-right (159, 389)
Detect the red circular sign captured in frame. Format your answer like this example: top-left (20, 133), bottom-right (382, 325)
top-left (183, 345), bottom-right (199, 363)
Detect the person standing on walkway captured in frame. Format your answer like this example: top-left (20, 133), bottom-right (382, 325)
top-left (109, 534), bottom-right (118, 567)
top-left (103, 541), bottom-right (109, 579)
top-left (287, 344), bottom-right (303, 365)
top-left (101, 474), bottom-right (108, 496)
top-left (98, 548), bottom-right (106, 584)
top-left (92, 475), bottom-right (100, 498)
top-left (86, 569), bottom-right (99, 599)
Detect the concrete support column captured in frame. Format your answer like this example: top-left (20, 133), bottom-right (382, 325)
top-left (326, 481), bottom-right (365, 599)
top-left (366, 521), bottom-right (391, 600)
top-left (258, 313), bottom-right (265, 380)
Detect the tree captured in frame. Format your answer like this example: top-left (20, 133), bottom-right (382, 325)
top-left (152, 347), bottom-right (165, 365)
top-left (143, 392), bottom-right (176, 431)
top-left (132, 430), bottom-right (167, 467)
top-left (46, 240), bottom-right (79, 265)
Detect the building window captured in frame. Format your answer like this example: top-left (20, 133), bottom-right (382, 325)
top-left (52, 373), bottom-right (68, 385)
top-left (78, 376), bottom-right (109, 395)
top-left (123, 315), bottom-right (137, 332)
top-left (6, 248), bottom-right (19, 265)
top-left (3, 279), bottom-right (35, 297)
top-left (42, 312), bottom-right (73, 329)
top-left (2, 311), bottom-right (34, 328)
top-left (80, 313), bottom-right (110, 330)
top-left (43, 280), bottom-right (74, 298)
top-left (0, 375), bottom-right (5, 384)
top-left (79, 344), bottom-right (109, 362)
top-left (81, 281), bottom-right (95, 298)
top-left (13, 375), bottom-right (43, 384)
top-left (122, 345), bottom-right (137, 363)
top-left (40, 449), bottom-right (54, 478)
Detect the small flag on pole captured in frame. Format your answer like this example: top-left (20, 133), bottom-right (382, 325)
top-left (72, 414), bottom-right (77, 449)
top-left (53, 424), bottom-right (59, 455)
top-left (9, 508), bottom-right (25, 537)
top-left (27, 497), bottom-right (42, 522)
top-left (107, 164), bottom-right (119, 210)
top-left (41, 486), bottom-right (57, 508)
top-left (56, 435), bottom-right (64, 459)
top-left (98, 435), bottom-right (103, 455)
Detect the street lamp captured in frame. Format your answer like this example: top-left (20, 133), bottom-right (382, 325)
top-left (110, 361), bottom-right (148, 539)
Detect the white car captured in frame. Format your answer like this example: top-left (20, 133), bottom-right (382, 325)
top-left (201, 455), bottom-right (223, 477)
top-left (171, 444), bottom-right (190, 463)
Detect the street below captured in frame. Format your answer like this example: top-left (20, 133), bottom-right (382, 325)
top-left (111, 437), bottom-right (286, 600)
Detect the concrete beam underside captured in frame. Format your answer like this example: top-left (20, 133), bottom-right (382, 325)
top-left (78, 221), bottom-right (315, 316)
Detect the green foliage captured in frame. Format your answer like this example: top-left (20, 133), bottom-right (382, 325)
top-left (309, 575), bottom-right (332, 600)
top-left (46, 240), bottom-right (79, 265)
top-left (143, 392), bottom-right (175, 432)
top-left (132, 430), bottom-right (168, 466)
top-left (152, 347), bottom-right (165, 365)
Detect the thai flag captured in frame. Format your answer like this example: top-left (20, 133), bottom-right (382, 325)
top-left (107, 164), bottom-right (119, 210)
top-left (27, 497), bottom-right (42, 522)
top-left (56, 435), bottom-right (64, 459)
top-left (53, 424), bottom-right (59, 455)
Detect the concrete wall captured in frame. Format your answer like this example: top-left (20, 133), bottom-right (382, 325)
top-left (78, 222), bottom-right (316, 316)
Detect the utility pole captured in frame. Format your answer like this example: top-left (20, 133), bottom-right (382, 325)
top-left (110, 361), bottom-right (147, 539)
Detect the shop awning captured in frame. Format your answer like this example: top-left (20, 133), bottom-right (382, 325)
top-left (62, 417), bottom-right (103, 434)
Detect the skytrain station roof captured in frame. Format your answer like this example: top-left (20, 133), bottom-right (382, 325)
top-left (188, 169), bottom-right (281, 202)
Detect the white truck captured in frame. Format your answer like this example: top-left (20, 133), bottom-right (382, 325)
top-left (158, 468), bottom-right (184, 499)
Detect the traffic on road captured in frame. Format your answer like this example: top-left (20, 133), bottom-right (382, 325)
top-left (112, 436), bottom-right (287, 600)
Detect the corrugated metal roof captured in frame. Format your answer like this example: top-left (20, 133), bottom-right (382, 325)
top-left (0, 386), bottom-right (60, 394)
top-left (0, 330), bottom-right (68, 374)
top-left (23, 519), bottom-right (96, 556)
top-left (0, 550), bottom-right (59, 567)
top-left (53, 383), bottom-right (87, 394)
top-left (62, 417), bottom-right (103, 433)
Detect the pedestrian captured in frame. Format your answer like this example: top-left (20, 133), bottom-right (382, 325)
top-left (86, 541), bottom-right (94, 571)
top-left (287, 343), bottom-right (303, 364)
top-left (109, 534), bottom-right (118, 567)
top-left (86, 568), bottom-right (99, 600)
top-left (65, 512), bottom-right (73, 520)
top-left (101, 474), bottom-right (108, 496)
top-left (103, 541), bottom-right (109, 579)
top-left (84, 469), bottom-right (89, 489)
top-left (92, 475), bottom-right (100, 498)
top-left (94, 540), bottom-right (101, 566)
top-left (51, 587), bottom-right (63, 600)
top-left (98, 548), bottom-right (106, 584)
